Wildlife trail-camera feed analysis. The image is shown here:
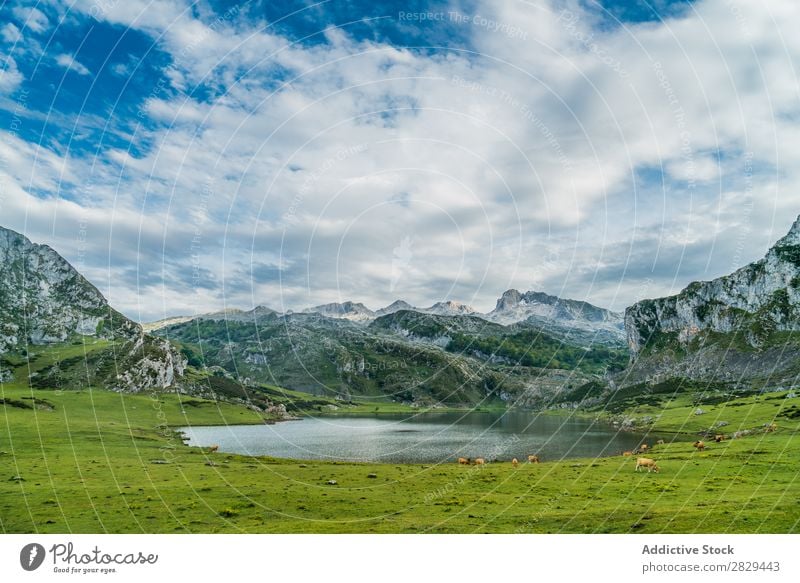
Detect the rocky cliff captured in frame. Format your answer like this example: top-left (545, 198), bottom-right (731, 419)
top-left (0, 226), bottom-right (138, 352)
top-left (0, 226), bottom-right (185, 392)
top-left (623, 216), bottom-right (800, 386)
top-left (627, 216), bottom-right (800, 353)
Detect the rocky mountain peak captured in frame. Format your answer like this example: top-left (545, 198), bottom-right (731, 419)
top-left (375, 300), bottom-right (415, 316)
top-left (0, 226), bottom-right (135, 353)
top-left (495, 289), bottom-right (523, 311)
top-left (246, 305), bottom-right (277, 318)
top-left (0, 225), bottom-right (27, 247)
top-left (486, 289), bottom-right (623, 339)
top-left (304, 301), bottom-right (376, 321)
top-left (773, 215), bottom-right (800, 248)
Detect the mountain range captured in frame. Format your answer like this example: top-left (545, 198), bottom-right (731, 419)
top-left (153, 306), bottom-right (623, 406)
top-left (4, 216), bottom-right (800, 408)
top-left (146, 288), bottom-right (626, 342)
top-left (299, 299), bottom-right (481, 321)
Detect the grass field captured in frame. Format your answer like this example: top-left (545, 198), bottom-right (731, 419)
top-left (1, 381), bottom-right (798, 533)
top-left (598, 388), bottom-right (800, 435)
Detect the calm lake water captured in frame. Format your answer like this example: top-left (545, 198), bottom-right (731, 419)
top-left (179, 411), bottom-right (649, 463)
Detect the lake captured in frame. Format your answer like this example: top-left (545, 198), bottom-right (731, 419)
top-left (179, 411), bottom-right (651, 463)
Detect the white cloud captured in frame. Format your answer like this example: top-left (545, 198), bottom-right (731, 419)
top-left (0, 131), bottom-right (80, 195)
top-left (1, 23), bottom-right (22, 44)
top-left (666, 155), bottom-right (720, 183)
top-left (0, 54), bottom-right (23, 93)
top-left (55, 53), bottom-right (91, 75)
top-left (111, 62), bottom-right (129, 76)
top-left (11, 6), bottom-right (49, 34)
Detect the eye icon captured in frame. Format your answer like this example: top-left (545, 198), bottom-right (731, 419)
top-left (20, 543), bottom-right (46, 571)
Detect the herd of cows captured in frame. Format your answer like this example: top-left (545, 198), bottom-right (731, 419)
top-left (457, 454), bottom-right (540, 466)
top-left (452, 438), bottom-right (707, 473)
top-left (625, 437), bottom-right (718, 474)
top-left (452, 424), bottom-right (779, 474)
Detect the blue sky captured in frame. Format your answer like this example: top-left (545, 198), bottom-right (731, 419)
top-left (1, 0), bottom-right (798, 322)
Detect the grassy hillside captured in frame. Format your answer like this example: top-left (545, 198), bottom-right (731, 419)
top-left (371, 310), bottom-right (627, 373)
top-left (2, 383), bottom-right (797, 533)
top-left (164, 316), bottom-right (500, 404)
top-left (0, 339), bottom-right (441, 418)
top-left (594, 381), bottom-right (800, 435)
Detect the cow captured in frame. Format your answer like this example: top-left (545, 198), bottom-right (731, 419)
top-left (208, 445), bottom-right (220, 453)
top-left (635, 457), bottom-right (660, 473)
top-left (639, 444), bottom-right (649, 452)
top-left (474, 458), bottom-right (485, 465)
top-left (714, 434), bottom-right (726, 442)
top-left (512, 458), bottom-right (519, 468)
top-left (527, 455), bottom-right (540, 464)
top-left (622, 451), bottom-right (633, 457)
top-left (458, 457), bottom-right (469, 465)
top-left (765, 423), bottom-right (778, 433)
top-left (656, 439), bottom-right (665, 445)
top-left (693, 440), bottom-right (705, 451)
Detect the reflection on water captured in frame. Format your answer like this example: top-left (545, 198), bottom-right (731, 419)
top-left (179, 411), bottom-right (650, 464)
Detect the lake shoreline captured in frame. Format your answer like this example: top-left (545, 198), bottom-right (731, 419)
top-left (177, 409), bottom-right (651, 464)
top-left (169, 403), bottom-right (699, 465)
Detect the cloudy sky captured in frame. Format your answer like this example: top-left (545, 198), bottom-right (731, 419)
top-left (1, 0), bottom-right (799, 322)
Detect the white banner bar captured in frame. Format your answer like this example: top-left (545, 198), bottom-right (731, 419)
top-left (1, 534), bottom-right (798, 582)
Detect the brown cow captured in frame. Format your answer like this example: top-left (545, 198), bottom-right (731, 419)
top-left (622, 451), bottom-right (633, 457)
top-left (527, 455), bottom-right (540, 464)
top-left (693, 440), bottom-right (705, 451)
top-left (635, 457), bottom-right (660, 473)
top-left (714, 434), bottom-right (726, 442)
top-left (208, 445), bottom-right (220, 453)
top-left (765, 423), bottom-right (778, 433)
top-left (458, 457), bottom-right (469, 465)
top-left (639, 444), bottom-right (649, 452)
top-left (474, 458), bottom-right (485, 465)
top-left (511, 458), bottom-right (519, 468)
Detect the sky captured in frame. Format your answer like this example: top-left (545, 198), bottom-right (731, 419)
top-left (1, 0), bottom-right (799, 322)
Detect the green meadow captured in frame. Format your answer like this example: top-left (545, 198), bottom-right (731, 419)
top-left (2, 379), bottom-right (798, 533)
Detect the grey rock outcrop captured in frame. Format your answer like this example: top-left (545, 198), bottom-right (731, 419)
top-left (0, 226), bottom-right (185, 391)
top-left (486, 288), bottom-right (625, 341)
